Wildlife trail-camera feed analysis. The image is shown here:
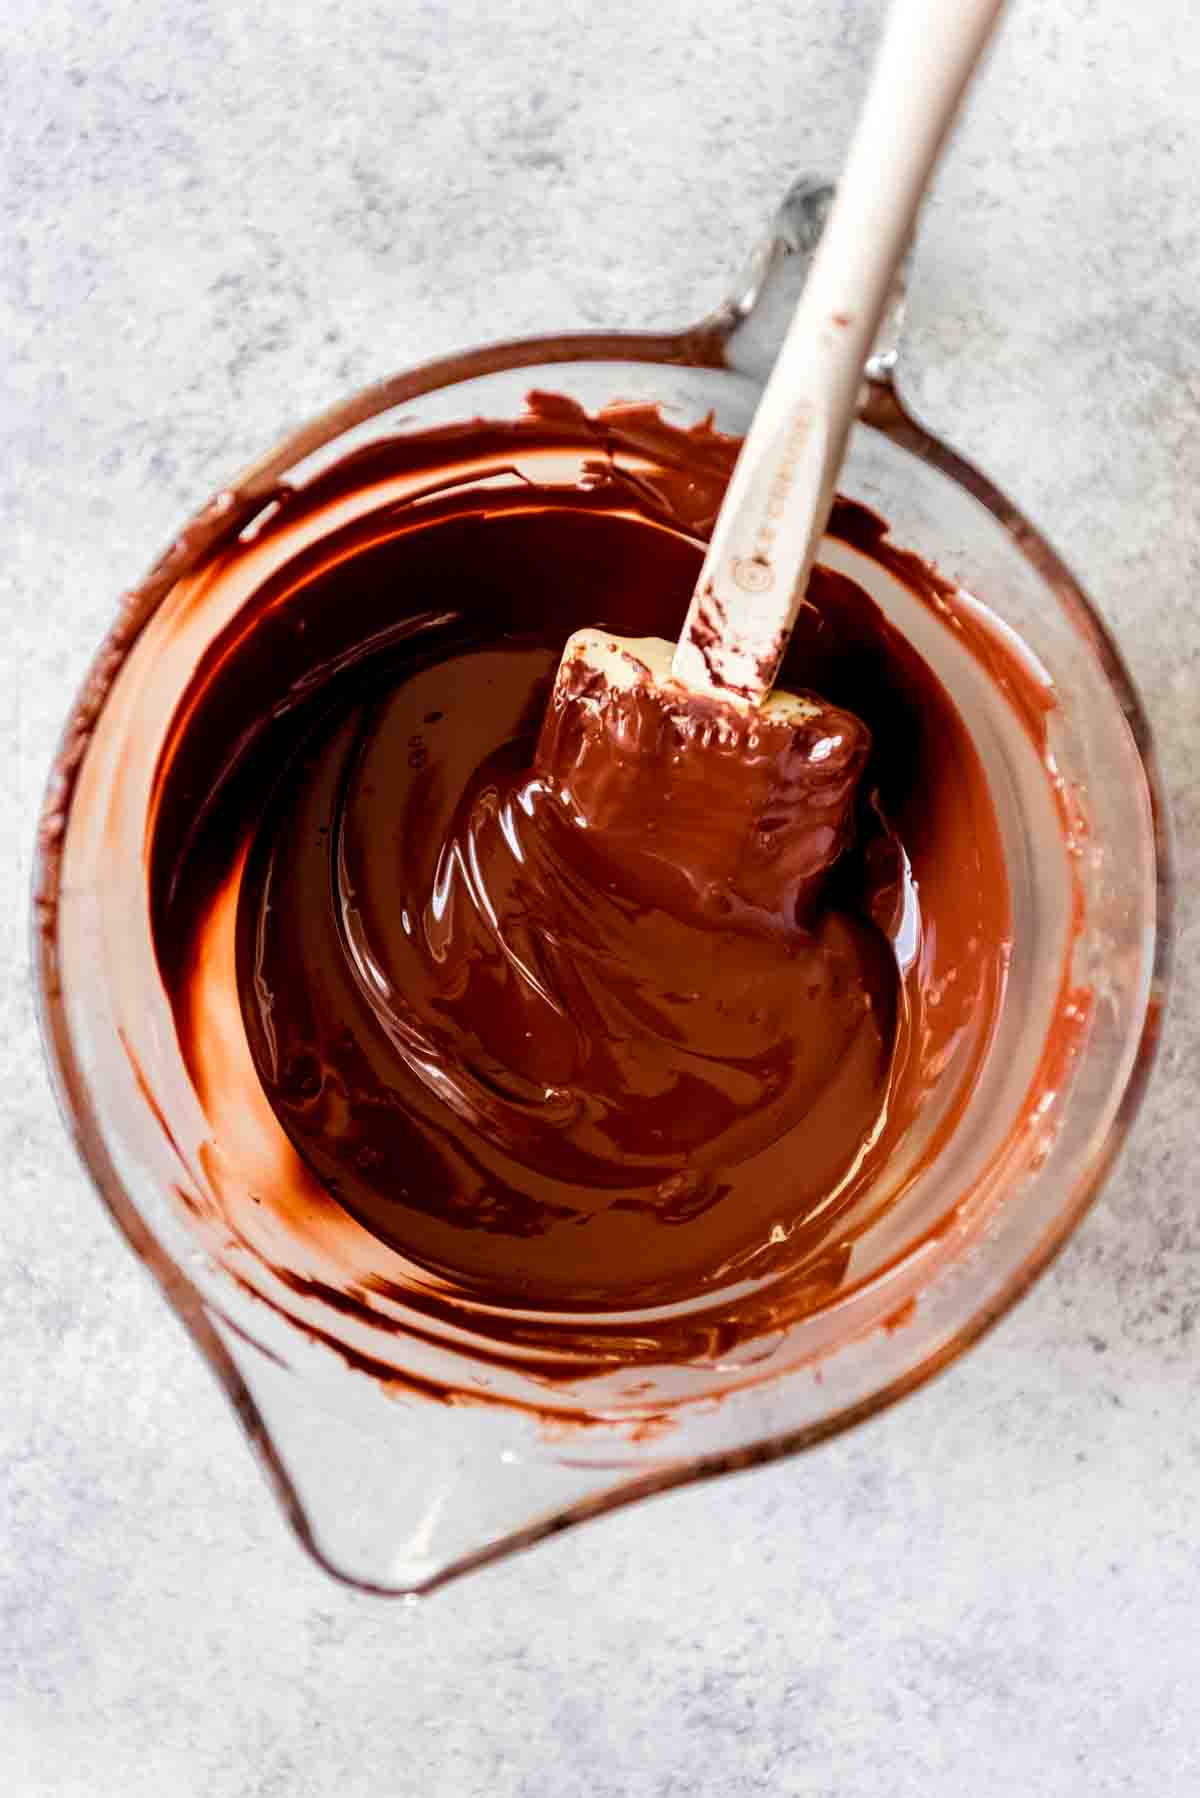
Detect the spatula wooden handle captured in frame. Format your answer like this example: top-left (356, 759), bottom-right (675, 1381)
top-left (672, 0), bottom-right (1006, 703)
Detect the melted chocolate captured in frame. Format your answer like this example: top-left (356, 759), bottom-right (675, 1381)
top-left (148, 398), bottom-right (1012, 1356)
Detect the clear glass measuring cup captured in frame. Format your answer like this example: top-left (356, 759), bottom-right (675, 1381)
top-left (33, 181), bottom-right (1171, 1596)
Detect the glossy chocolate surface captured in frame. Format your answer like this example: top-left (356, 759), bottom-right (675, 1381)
top-left (149, 398), bottom-right (1013, 1346)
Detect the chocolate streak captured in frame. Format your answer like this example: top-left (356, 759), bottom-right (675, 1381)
top-left (148, 396), bottom-right (1014, 1373)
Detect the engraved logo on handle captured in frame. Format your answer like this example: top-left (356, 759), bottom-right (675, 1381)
top-left (732, 558), bottom-right (773, 593)
top-left (728, 403), bottom-right (814, 600)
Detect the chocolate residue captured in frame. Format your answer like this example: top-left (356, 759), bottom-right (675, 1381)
top-left (688, 581), bottom-right (732, 689)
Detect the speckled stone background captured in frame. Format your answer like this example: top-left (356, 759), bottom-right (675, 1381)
top-left (4, 1), bottom-right (1198, 1792)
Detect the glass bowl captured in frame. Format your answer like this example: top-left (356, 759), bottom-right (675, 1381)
top-left (33, 181), bottom-right (1171, 1595)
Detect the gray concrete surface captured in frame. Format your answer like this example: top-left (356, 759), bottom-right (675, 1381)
top-left (4, 1), bottom-right (1199, 1792)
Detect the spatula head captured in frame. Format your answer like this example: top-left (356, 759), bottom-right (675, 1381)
top-left (536, 630), bottom-right (871, 929)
